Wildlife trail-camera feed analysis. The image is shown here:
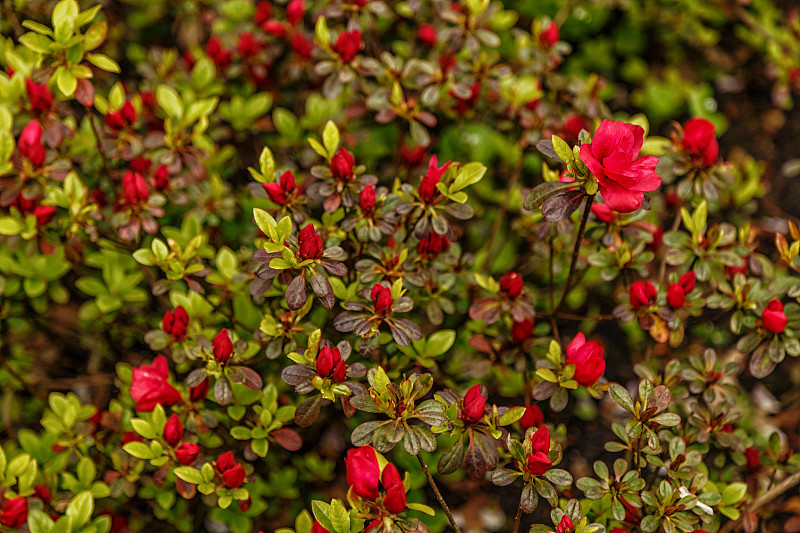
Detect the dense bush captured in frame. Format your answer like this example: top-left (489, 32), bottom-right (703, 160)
top-left (1, 1), bottom-right (800, 532)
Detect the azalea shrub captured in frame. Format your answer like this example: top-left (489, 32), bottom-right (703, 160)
top-left (2, 1), bottom-right (800, 533)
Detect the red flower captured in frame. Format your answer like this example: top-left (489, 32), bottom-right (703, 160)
top-left (263, 170), bottom-right (297, 205)
top-left (33, 484), bottom-right (52, 503)
top-left (263, 20), bottom-right (288, 37)
top-left (460, 384), bottom-right (487, 424)
top-left (212, 328), bottom-right (234, 364)
top-left (667, 272), bottom-right (696, 309)
top-left (400, 145), bottom-right (426, 168)
top-left (762, 299), bottom-right (787, 333)
top-left (33, 205), bottom-right (56, 226)
top-left (121, 101), bottom-right (136, 123)
top-left (217, 451), bottom-right (235, 472)
top-left (417, 233), bottom-right (450, 259)
top-left (222, 464), bottom-right (246, 488)
top-left (591, 203), bottom-right (615, 223)
top-left (330, 147), bottom-right (355, 182)
top-left (130, 355), bottom-right (182, 412)
top-left (540, 22), bottom-right (559, 48)
top-left (237, 32), bottom-right (261, 58)
top-left (298, 223), bottom-right (324, 260)
top-left (370, 284), bottom-right (393, 314)
top-left (346, 446), bottom-right (380, 501)
top-left (527, 425), bottom-right (552, 475)
top-left (418, 155), bottom-right (451, 204)
top-left (206, 37), bottom-right (232, 68)
top-left (164, 413), bottom-right (183, 447)
top-left (26, 79), bottom-right (53, 112)
top-left (175, 443), bottom-right (199, 465)
top-left (18, 120), bottom-right (46, 166)
top-left (312, 521), bottom-right (331, 533)
top-left (254, 1), bottom-right (272, 25)
top-left (745, 446), bottom-right (761, 470)
top-left (286, 0), bottom-right (305, 25)
top-left (556, 515), bottom-right (574, 533)
top-left (190, 378), bottom-right (209, 402)
top-left (291, 33), bottom-right (313, 58)
top-left (562, 115), bottom-right (588, 142)
top-left (359, 184), bottom-right (376, 212)
top-left (629, 280), bottom-right (657, 309)
top-left (0, 497), bottom-right (28, 528)
top-left (418, 24), bottom-right (437, 46)
top-left (122, 170), bottom-right (149, 205)
top-left (163, 306), bottom-right (189, 342)
top-left (153, 164), bottom-right (170, 190)
top-left (381, 463), bottom-right (407, 514)
top-left (499, 272), bottom-right (524, 299)
top-left (681, 118), bottom-right (718, 168)
top-left (130, 156), bottom-right (151, 174)
top-left (565, 332), bottom-right (606, 386)
top-left (334, 30), bottom-right (362, 63)
top-left (316, 346), bottom-right (347, 382)
top-left (520, 404), bottom-right (544, 430)
top-left (579, 120), bottom-right (662, 213)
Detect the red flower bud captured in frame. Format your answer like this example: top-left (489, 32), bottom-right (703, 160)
top-left (745, 446), bottom-right (761, 470)
top-left (316, 346), bottom-right (347, 382)
top-left (557, 515), bottom-right (574, 533)
top-left (297, 223), bottom-right (324, 260)
top-left (190, 378), bottom-right (209, 402)
top-left (217, 451), bottom-right (235, 472)
top-left (0, 497), bottom-right (28, 528)
top-left (562, 115), bottom-right (588, 142)
top-left (154, 164), bottom-right (170, 190)
top-left (334, 30), bottom-right (362, 63)
top-left (175, 443), bottom-right (199, 465)
top-left (163, 306), bottom-right (189, 341)
top-left (417, 232), bottom-right (450, 259)
top-left (130, 355), bottom-right (181, 412)
top-left (460, 384), bottom-right (487, 424)
top-left (286, 0), bottom-right (305, 25)
top-left (527, 425), bottom-right (552, 475)
top-left (520, 404), bottom-right (544, 430)
top-left (18, 120), bottom-right (46, 166)
top-left (263, 20), bottom-right (287, 37)
top-left (26, 79), bottom-right (53, 112)
top-left (345, 446), bottom-right (380, 501)
top-left (254, 1), bottom-right (272, 25)
top-left (417, 24), bottom-right (437, 46)
top-left (381, 463), bottom-right (407, 514)
top-left (629, 280), bottom-right (657, 309)
top-left (499, 272), bottom-right (524, 299)
top-left (762, 299), bottom-right (788, 333)
top-left (212, 328), bottom-right (234, 364)
top-left (130, 156), bottom-right (151, 174)
top-left (591, 203), bottom-right (615, 223)
top-left (681, 118), bottom-right (718, 168)
top-left (400, 145), bottom-right (426, 168)
top-left (330, 147), bottom-right (355, 182)
top-left (122, 170), bottom-right (149, 205)
top-left (206, 37), bottom-right (232, 68)
top-left (370, 284), bottom-right (393, 314)
top-left (121, 101), bottom-right (136, 124)
top-left (679, 271), bottom-right (696, 294)
top-left (511, 318), bottom-right (534, 344)
top-left (667, 283), bottom-right (686, 309)
top-left (33, 205), bottom-right (55, 226)
top-left (222, 464), bottom-right (246, 488)
top-left (33, 484), bottom-right (52, 503)
top-left (237, 32), bottom-right (261, 58)
top-left (359, 184), bottom-right (376, 212)
top-left (291, 33), bottom-right (313, 58)
top-left (540, 22), bottom-right (560, 48)
top-left (164, 413), bottom-right (183, 447)
top-left (263, 170), bottom-right (297, 204)
top-left (565, 333), bottom-right (606, 386)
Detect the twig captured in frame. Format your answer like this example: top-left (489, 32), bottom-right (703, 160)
top-left (718, 471), bottom-right (800, 533)
top-left (512, 500), bottom-right (524, 533)
top-left (85, 106), bottom-right (113, 180)
top-left (416, 453), bottom-right (461, 532)
top-left (658, 212), bottom-right (682, 284)
top-left (553, 195), bottom-right (594, 314)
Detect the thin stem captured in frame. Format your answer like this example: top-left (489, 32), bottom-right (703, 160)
top-left (553, 195), bottom-right (594, 314)
top-left (416, 453), bottom-right (461, 532)
top-left (85, 106), bottom-right (113, 180)
top-left (512, 500), bottom-right (524, 533)
top-left (718, 471), bottom-right (800, 533)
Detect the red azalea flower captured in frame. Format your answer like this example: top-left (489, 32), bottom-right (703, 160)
top-left (370, 284), bottom-right (393, 314)
top-left (556, 515), bottom-right (574, 533)
top-left (190, 378), bottom-right (209, 402)
top-left (381, 463), bottom-right (406, 514)
top-left (527, 425), bottom-right (552, 475)
top-left (33, 484), bottom-right (52, 504)
top-left (418, 155), bottom-right (451, 203)
top-left (418, 24), bottom-right (437, 46)
top-left (334, 30), bottom-right (362, 63)
top-left (254, 1), bottom-right (272, 25)
top-left (18, 120), bottom-right (46, 166)
top-left (0, 497), bottom-right (28, 528)
top-left (291, 33), bottom-right (313, 58)
top-left (681, 118), bottom-right (719, 168)
top-left (591, 203), bottom-right (615, 223)
top-left (237, 32), bottom-right (261, 58)
top-left (263, 20), bottom-right (288, 37)
top-left (222, 464), bottom-right (246, 488)
top-left (499, 272), bottom-right (524, 299)
top-left (206, 37), bottom-right (232, 68)
top-left (175, 443), bottom-right (199, 465)
top-left (286, 0), bottom-right (305, 25)
top-left (26, 79), bottom-right (53, 112)
top-left (330, 147), bottom-right (356, 182)
top-left (540, 22), bottom-right (559, 48)
top-left (762, 299), bottom-right (788, 333)
top-left (565, 332), bottom-right (606, 386)
top-left (346, 446), bottom-right (380, 501)
top-left (460, 384), bottom-right (487, 424)
top-left (745, 446), bottom-right (761, 470)
top-left (520, 404), bottom-right (544, 430)
top-left (33, 205), bottom-right (56, 226)
top-left (130, 156), bottom-right (151, 174)
top-left (130, 355), bottom-right (181, 412)
top-left (359, 184), bottom-right (376, 212)
top-left (164, 413), bottom-right (183, 447)
top-left (212, 328), bottom-right (233, 364)
top-left (263, 170), bottom-right (297, 205)
top-left (312, 520), bottom-right (331, 533)
top-left (316, 346), bottom-right (347, 382)
top-left (400, 145), bottom-right (426, 168)
top-left (629, 280), bottom-right (657, 309)
top-left (121, 170), bottom-right (149, 205)
top-left (154, 164), bottom-right (170, 190)
top-left (579, 120), bottom-right (661, 213)
top-left (297, 223), bottom-right (324, 260)
top-left (417, 232), bottom-right (450, 259)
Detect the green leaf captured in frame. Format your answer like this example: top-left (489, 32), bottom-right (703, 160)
top-left (451, 162), bottom-right (487, 192)
top-left (27, 509), bottom-right (55, 533)
top-left (83, 21), bottom-right (107, 50)
top-left (329, 499), bottom-right (350, 533)
top-left (608, 383), bottom-right (635, 412)
top-left (253, 208), bottom-right (278, 241)
top-left (322, 120), bottom-right (340, 158)
top-left (315, 16), bottom-right (330, 48)
top-left (122, 442), bottom-right (154, 459)
top-left (311, 500), bottom-right (333, 532)
top-left (498, 407), bottom-right (525, 426)
top-left (426, 330), bottom-right (455, 357)
top-left (258, 146), bottom-right (275, 182)
top-left (65, 491), bottom-right (93, 528)
top-left (722, 482), bottom-right (747, 506)
top-left (19, 33), bottom-right (53, 54)
top-left (56, 69), bottom-right (77, 97)
top-left (551, 135), bottom-right (574, 163)
top-left (156, 84), bottom-right (183, 119)
top-left (522, 181), bottom-right (575, 211)
top-left (86, 53), bottom-right (120, 73)
top-left (130, 418), bottom-right (157, 439)
top-left (0, 217), bottom-right (24, 235)
top-left (406, 502), bottom-right (436, 516)
top-left (173, 466), bottom-right (204, 484)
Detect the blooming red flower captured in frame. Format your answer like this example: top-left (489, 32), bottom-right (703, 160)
top-left (418, 24), bottom-right (437, 46)
top-left (330, 147), bottom-right (355, 182)
top-left (520, 404), bottom-right (544, 430)
top-left (298, 223), bottom-right (324, 260)
top-left (381, 463), bottom-right (407, 514)
top-left (263, 170), bottom-right (297, 205)
top-left (254, 1), bottom-right (272, 25)
top-left (565, 333), bottom-right (606, 386)
top-left (460, 384), bottom-right (487, 424)
top-left (359, 184), bottom-right (376, 212)
top-left (591, 203), bottom-right (615, 223)
top-left (681, 118), bottom-right (718, 168)
top-left (164, 413), bottom-right (183, 447)
top-left (18, 120), bottom-right (46, 166)
top-left (316, 346), bottom-right (347, 382)
top-left (33, 205), bottom-right (56, 226)
top-left (667, 271), bottom-right (696, 309)
top-left (130, 355), bottom-right (181, 412)
top-left (154, 164), bottom-right (170, 190)
top-left (335, 30), bottom-right (362, 63)
top-left (175, 443), bottom-right (199, 465)
top-left (206, 37), bottom-right (232, 68)
top-left (579, 120), bottom-right (662, 213)
top-left (163, 306), bottom-right (189, 342)
top-left (212, 328), bottom-right (234, 364)
top-left (762, 299), bottom-right (788, 333)
top-left (499, 272), bottom-right (524, 299)
top-left (190, 378), bottom-right (209, 402)
top-left (346, 446), bottom-right (380, 501)
top-left (370, 284), bottom-right (393, 314)
top-left (291, 33), bottom-right (313, 58)
top-left (629, 280), bottom-right (657, 309)
top-left (540, 22), bottom-right (559, 48)
top-left (237, 32), bottom-right (261, 58)
top-left (0, 497), bottom-right (28, 528)
top-left (527, 425), bottom-right (552, 475)
top-left (418, 155), bottom-right (451, 204)
top-left (26, 79), bottom-right (53, 112)
top-left (122, 170), bottom-right (149, 205)
top-left (745, 446), bottom-right (761, 470)
top-left (417, 232), bottom-right (450, 259)
top-left (286, 0), bottom-right (305, 25)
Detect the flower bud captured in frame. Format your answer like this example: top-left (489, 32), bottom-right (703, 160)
top-left (154, 164), bottom-right (170, 190)
top-left (334, 30), bottom-right (362, 63)
top-left (222, 464), bottom-right (246, 488)
top-left (526, 425), bottom-right (552, 475)
top-left (164, 413), bottom-right (183, 447)
top-left (206, 37), bottom-right (232, 68)
top-left (370, 284), bottom-right (393, 314)
top-left (520, 404), bottom-right (544, 430)
top-left (26, 79), bottom-right (53, 112)
top-left (0, 497), bottom-right (28, 528)
top-left (316, 346), bottom-right (347, 382)
top-left (381, 463), bottom-right (407, 514)
top-left (254, 1), bottom-right (272, 25)
top-left (359, 184), bottom-right (376, 212)
top-left (511, 318), bottom-right (534, 344)
top-left (237, 32), bottom-right (261, 58)
top-left (297, 223), bottom-right (324, 260)
top-left (264, 170), bottom-right (297, 204)
top-left (499, 272), bottom-right (524, 299)
top-left (629, 280), bottom-right (657, 309)
top-left (417, 24), bottom-right (437, 46)
top-left (591, 203), bottom-right (615, 223)
top-left (263, 20), bottom-right (287, 37)
top-left (565, 333), bottom-right (606, 386)
top-left (459, 384), bottom-right (487, 424)
top-left (540, 22), bottom-right (560, 48)
top-left (556, 515), bottom-right (574, 533)
top-left (286, 0), bottom-right (305, 26)
top-left (681, 117), bottom-right (719, 168)
top-left (190, 378), bottom-right (209, 402)
top-left (345, 446), bottom-right (380, 501)
top-left (175, 443), bottom-right (199, 465)
top-left (417, 233), bottom-right (450, 259)
top-left (33, 205), bottom-right (55, 226)
top-left (212, 328), bottom-right (234, 364)
top-left (122, 170), bottom-right (149, 205)
top-left (667, 283), bottom-right (686, 309)
top-left (762, 299), bottom-right (788, 333)
top-left (18, 120), bottom-right (46, 167)
top-left (330, 147), bottom-right (355, 182)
